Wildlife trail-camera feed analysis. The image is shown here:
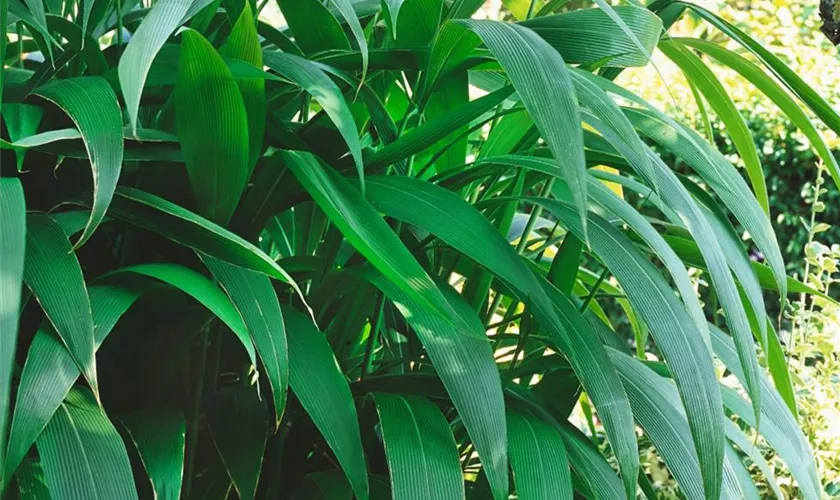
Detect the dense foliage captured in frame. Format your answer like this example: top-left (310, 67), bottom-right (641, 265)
top-left (2, 0), bottom-right (840, 499)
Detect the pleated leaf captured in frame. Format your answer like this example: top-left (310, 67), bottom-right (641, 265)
top-left (22, 214), bottom-right (97, 394)
top-left (202, 255), bottom-right (288, 428)
top-left (206, 385), bottom-right (267, 500)
top-left (457, 19), bottom-right (588, 240)
top-left (284, 306), bottom-right (369, 500)
top-left (277, 0), bottom-right (350, 54)
top-left (119, 0), bottom-right (192, 135)
top-left (37, 387), bottom-right (138, 500)
top-left (0, 178), bottom-right (25, 491)
top-left (176, 29), bottom-right (249, 225)
top-left (32, 77), bottom-right (124, 248)
top-left (508, 411), bottom-right (572, 500)
top-left (4, 283), bottom-right (147, 482)
top-left (120, 410), bottom-right (186, 500)
top-left (373, 393), bottom-right (463, 500)
top-left (285, 151), bottom-right (508, 499)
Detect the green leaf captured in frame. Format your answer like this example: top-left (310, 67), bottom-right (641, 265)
top-left (5, 283), bottom-right (146, 483)
top-left (557, 424), bottom-right (626, 499)
top-left (381, 0), bottom-right (405, 38)
top-left (37, 387), bottom-right (138, 500)
top-left (176, 29), bottom-right (249, 225)
top-left (277, 0), bottom-right (350, 54)
top-left (675, 37), bottom-right (840, 192)
top-left (658, 40), bottom-right (768, 214)
top-left (284, 306), bottom-right (369, 500)
top-left (519, 6), bottom-right (662, 68)
top-left (373, 393), bottom-right (463, 500)
top-left (202, 256), bottom-right (288, 428)
top-left (102, 187), bottom-right (303, 294)
top-left (22, 214), bottom-right (97, 394)
top-left (530, 198), bottom-right (724, 500)
top-left (120, 410), bottom-right (186, 500)
top-left (508, 411), bottom-right (572, 500)
top-left (14, 458), bottom-right (52, 500)
top-left (0, 178), bottom-right (25, 491)
top-left (285, 151), bottom-right (507, 499)
top-left (222, 2), bottom-right (264, 171)
top-left (262, 51), bottom-right (364, 188)
top-left (32, 77), bottom-right (124, 248)
top-left (363, 175), bottom-right (639, 497)
top-left (119, 0), bottom-right (192, 135)
top-left (1, 103), bottom-right (43, 170)
top-left (109, 263), bottom-right (256, 364)
top-left (206, 385), bottom-right (267, 500)
top-left (457, 19), bottom-right (588, 240)
top-left (392, 0), bottom-right (444, 48)
top-left (325, 0), bottom-right (369, 82)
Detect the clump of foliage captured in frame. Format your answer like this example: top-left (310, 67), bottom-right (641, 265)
top-left (2, 0), bottom-right (840, 499)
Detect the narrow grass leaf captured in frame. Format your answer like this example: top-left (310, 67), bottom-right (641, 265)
top-left (373, 393), bottom-right (463, 500)
top-left (284, 306), bottom-right (369, 500)
top-left (32, 77), bottom-right (124, 248)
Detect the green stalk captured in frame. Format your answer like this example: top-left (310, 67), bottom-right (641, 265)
top-left (183, 322), bottom-right (212, 499)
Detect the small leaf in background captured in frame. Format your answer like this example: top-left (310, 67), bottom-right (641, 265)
top-left (176, 29), bottom-right (250, 225)
top-left (23, 214), bottom-right (97, 395)
top-left (1, 103), bottom-right (43, 170)
top-left (37, 388), bottom-right (138, 500)
top-left (373, 393), bottom-right (463, 500)
top-left (0, 178), bottom-right (25, 491)
top-left (32, 77), bottom-right (124, 248)
top-left (207, 385), bottom-right (267, 500)
top-left (121, 410), bottom-right (187, 500)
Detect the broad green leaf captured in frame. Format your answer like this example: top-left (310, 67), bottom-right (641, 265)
top-left (658, 40), bottom-right (768, 214)
top-left (393, 0), bottom-right (444, 48)
top-left (4, 283), bottom-right (146, 483)
top-left (373, 393), bottom-right (463, 500)
top-left (675, 37), bottom-right (840, 191)
top-left (284, 306), bottom-right (369, 500)
top-left (531, 198), bottom-right (724, 500)
top-left (457, 19), bottom-right (588, 239)
top-left (277, 0), bottom-right (350, 54)
top-left (176, 29), bottom-right (249, 225)
top-left (508, 411), bottom-right (572, 500)
top-left (0, 178), bottom-right (25, 491)
top-left (557, 424), bottom-right (625, 499)
top-left (32, 77), bottom-right (124, 248)
top-left (202, 256), bottom-right (288, 428)
top-left (262, 51), bottom-right (364, 188)
top-left (120, 410), bottom-right (186, 500)
top-left (22, 214), bottom-right (97, 394)
top-left (102, 187), bottom-right (303, 292)
top-left (1, 103), bottom-right (43, 170)
top-left (222, 2), bottom-right (264, 171)
top-left (415, 70), bottom-right (469, 174)
top-left (519, 6), bottom-right (662, 68)
top-left (109, 263), bottom-right (256, 364)
top-left (285, 151), bottom-right (508, 499)
top-left (207, 385), bottom-right (267, 500)
top-left (363, 175), bottom-right (638, 498)
top-left (119, 0), bottom-right (192, 135)
top-left (37, 388), bottom-right (138, 500)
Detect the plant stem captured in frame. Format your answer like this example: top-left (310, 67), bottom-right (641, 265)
top-left (183, 322), bottom-right (211, 499)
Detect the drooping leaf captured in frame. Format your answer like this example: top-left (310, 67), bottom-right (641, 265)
top-left (4, 283), bottom-right (147, 483)
top-left (508, 411), bottom-right (573, 500)
top-left (37, 388), bottom-right (138, 500)
top-left (119, 0), bottom-right (192, 135)
top-left (202, 256), bottom-right (288, 428)
top-left (373, 393), bottom-right (463, 500)
top-left (176, 29), bottom-right (249, 225)
top-left (120, 410), bottom-right (186, 500)
top-left (206, 385), bottom-right (267, 500)
top-left (284, 306), bottom-right (369, 500)
top-left (0, 178), bottom-right (25, 491)
top-left (31, 77), bottom-right (124, 248)
top-left (22, 214), bottom-right (97, 394)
